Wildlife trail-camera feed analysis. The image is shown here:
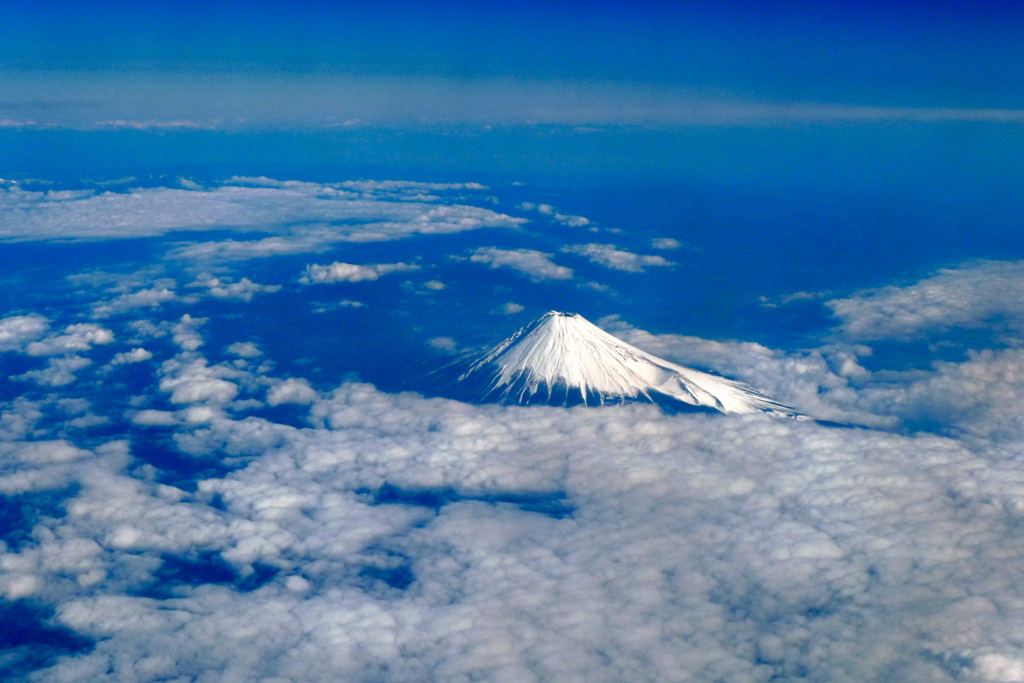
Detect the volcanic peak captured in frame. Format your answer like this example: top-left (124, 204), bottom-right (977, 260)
top-left (450, 311), bottom-right (800, 416)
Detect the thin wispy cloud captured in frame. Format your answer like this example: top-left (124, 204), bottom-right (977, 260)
top-left (93, 119), bottom-right (211, 130)
top-left (4, 72), bottom-right (1024, 128)
top-left (0, 180), bottom-right (523, 243)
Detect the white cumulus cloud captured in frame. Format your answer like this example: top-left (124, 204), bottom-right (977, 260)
top-left (172, 315), bottom-right (205, 351)
top-left (110, 348), bottom-right (153, 365)
top-left (158, 357), bottom-right (240, 405)
top-left (25, 324), bottom-right (114, 356)
top-left (0, 314), bottom-right (49, 351)
top-left (519, 202), bottom-right (590, 227)
top-left (188, 275), bottom-right (282, 301)
top-left (226, 342), bottom-right (263, 358)
top-left (267, 378), bottom-right (319, 406)
top-left (499, 302), bottom-right (525, 315)
top-left (92, 286), bottom-right (178, 318)
top-left (15, 356), bottom-right (93, 387)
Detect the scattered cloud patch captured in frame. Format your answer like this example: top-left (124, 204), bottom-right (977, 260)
top-left (0, 119), bottom-right (40, 128)
top-left (92, 286), bottom-right (178, 317)
top-left (428, 337), bottom-right (459, 352)
top-left (26, 324), bottom-right (114, 357)
top-left (15, 356), bottom-right (92, 387)
top-left (177, 177), bottom-right (204, 191)
top-left (188, 275), bottom-right (281, 301)
top-left (267, 378), bottom-right (318, 406)
top-left (172, 315), bottom-right (205, 351)
top-left (110, 348), bottom-right (152, 365)
top-left (310, 300), bottom-right (367, 313)
top-left (469, 247), bottom-right (573, 281)
top-left (158, 357), bottom-right (240, 405)
top-left (519, 202), bottom-right (590, 227)
top-left (226, 342), bottom-right (262, 358)
top-left (759, 290), bottom-right (829, 309)
top-left (127, 319), bottom-right (170, 341)
top-left (562, 243), bottom-right (674, 273)
top-left (499, 302), bottom-right (525, 315)
top-left (130, 409), bottom-right (179, 426)
top-left (651, 237), bottom-right (681, 250)
top-left (301, 262), bottom-right (420, 284)
top-left (0, 314), bottom-right (49, 352)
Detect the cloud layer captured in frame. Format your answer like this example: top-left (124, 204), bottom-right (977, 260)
top-left (6, 375), bottom-right (1024, 682)
top-left (3, 184), bottom-right (1024, 681)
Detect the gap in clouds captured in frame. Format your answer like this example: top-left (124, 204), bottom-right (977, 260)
top-left (135, 552), bottom-right (279, 600)
top-left (129, 429), bottom-right (235, 492)
top-left (0, 601), bottom-right (93, 679)
top-left (0, 485), bottom-right (79, 553)
top-left (364, 483), bottom-right (575, 521)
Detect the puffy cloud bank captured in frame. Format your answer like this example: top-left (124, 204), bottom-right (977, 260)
top-left (5, 376), bottom-right (1024, 682)
top-left (827, 260), bottom-right (1024, 341)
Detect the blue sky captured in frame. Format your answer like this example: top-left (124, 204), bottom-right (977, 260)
top-left (4, 0), bottom-right (1023, 204)
top-left (5, 3), bottom-right (1024, 681)
top-left (4, 0), bottom-right (1024, 126)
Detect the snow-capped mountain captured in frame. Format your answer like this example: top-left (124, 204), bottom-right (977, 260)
top-left (444, 311), bottom-right (800, 416)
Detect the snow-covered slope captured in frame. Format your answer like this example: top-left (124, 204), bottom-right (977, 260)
top-left (447, 311), bottom-right (800, 416)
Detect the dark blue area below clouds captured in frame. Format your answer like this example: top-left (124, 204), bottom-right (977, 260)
top-left (137, 553), bottom-right (278, 599)
top-left (365, 483), bottom-right (574, 520)
top-left (0, 487), bottom-right (78, 552)
top-left (0, 601), bottom-right (93, 679)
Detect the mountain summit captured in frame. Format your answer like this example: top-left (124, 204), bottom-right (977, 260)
top-left (444, 311), bottom-right (800, 416)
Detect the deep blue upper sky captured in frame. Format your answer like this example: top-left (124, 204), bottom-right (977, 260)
top-left (4, 0), bottom-right (1024, 128)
